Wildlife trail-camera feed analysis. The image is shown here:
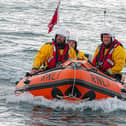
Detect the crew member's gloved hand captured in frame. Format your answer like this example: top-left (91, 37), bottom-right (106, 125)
top-left (106, 68), bottom-right (112, 75)
top-left (121, 74), bottom-right (126, 82)
top-left (30, 68), bottom-right (43, 74)
top-left (30, 69), bottom-right (38, 74)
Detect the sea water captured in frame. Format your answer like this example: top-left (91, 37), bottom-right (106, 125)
top-left (1, 0), bottom-right (126, 125)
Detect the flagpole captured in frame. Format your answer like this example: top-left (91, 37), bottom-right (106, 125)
top-left (58, 0), bottom-right (61, 25)
top-left (48, 0), bottom-right (61, 33)
top-left (104, 9), bottom-right (106, 26)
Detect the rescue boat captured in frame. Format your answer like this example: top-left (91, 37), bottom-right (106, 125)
top-left (15, 60), bottom-right (126, 101)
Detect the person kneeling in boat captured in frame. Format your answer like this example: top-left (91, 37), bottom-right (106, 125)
top-left (31, 27), bottom-right (77, 74)
top-left (92, 29), bottom-right (125, 81)
top-left (68, 33), bottom-right (87, 60)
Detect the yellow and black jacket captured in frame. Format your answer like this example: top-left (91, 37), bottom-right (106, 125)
top-left (92, 41), bottom-right (125, 75)
top-left (32, 42), bottom-right (77, 69)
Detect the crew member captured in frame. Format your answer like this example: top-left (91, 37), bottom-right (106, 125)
top-left (68, 33), bottom-right (87, 60)
top-left (92, 29), bottom-right (125, 81)
top-left (31, 27), bottom-right (76, 73)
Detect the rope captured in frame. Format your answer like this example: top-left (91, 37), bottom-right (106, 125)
top-left (56, 61), bottom-right (77, 98)
top-left (56, 95), bottom-right (90, 102)
top-left (71, 62), bottom-right (77, 97)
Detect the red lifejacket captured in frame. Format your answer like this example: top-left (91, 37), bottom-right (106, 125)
top-left (47, 41), bottom-right (69, 69)
top-left (92, 39), bottom-right (121, 71)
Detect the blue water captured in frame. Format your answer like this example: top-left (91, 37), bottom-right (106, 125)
top-left (1, 0), bottom-right (126, 125)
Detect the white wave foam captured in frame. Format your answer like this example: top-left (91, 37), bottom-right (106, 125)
top-left (6, 93), bottom-right (126, 113)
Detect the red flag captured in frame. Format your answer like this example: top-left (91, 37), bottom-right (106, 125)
top-left (48, 1), bottom-right (60, 33)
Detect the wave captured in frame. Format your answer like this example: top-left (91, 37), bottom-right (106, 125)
top-left (6, 92), bottom-right (126, 113)
top-left (0, 31), bottom-right (43, 37)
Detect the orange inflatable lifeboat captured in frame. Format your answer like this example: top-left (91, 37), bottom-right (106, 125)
top-left (15, 60), bottom-right (126, 101)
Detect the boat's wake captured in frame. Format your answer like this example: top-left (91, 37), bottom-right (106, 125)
top-left (5, 92), bottom-right (126, 113)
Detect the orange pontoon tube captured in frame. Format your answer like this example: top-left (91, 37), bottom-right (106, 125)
top-left (15, 60), bottom-right (126, 101)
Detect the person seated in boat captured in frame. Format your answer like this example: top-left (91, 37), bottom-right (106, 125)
top-left (68, 33), bottom-right (87, 60)
top-left (31, 27), bottom-right (77, 74)
top-left (92, 28), bottom-right (125, 81)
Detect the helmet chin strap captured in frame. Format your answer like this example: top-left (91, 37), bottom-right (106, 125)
top-left (74, 41), bottom-right (77, 50)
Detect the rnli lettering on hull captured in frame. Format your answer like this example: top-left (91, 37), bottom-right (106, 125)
top-left (90, 73), bottom-right (110, 87)
top-left (41, 71), bottom-right (61, 81)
